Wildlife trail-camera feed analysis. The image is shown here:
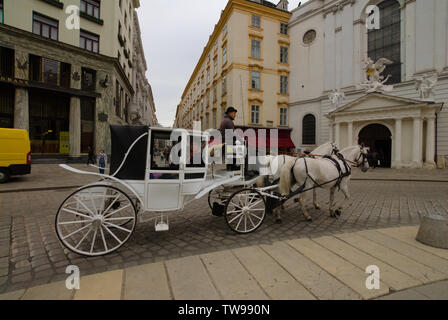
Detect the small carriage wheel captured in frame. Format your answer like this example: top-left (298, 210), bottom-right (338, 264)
top-left (207, 186), bottom-right (224, 209)
top-left (55, 185), bottom-right (137, 257)
top-left (224, 188), bottom-right (266, 234)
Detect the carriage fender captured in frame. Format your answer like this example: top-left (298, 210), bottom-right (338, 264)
top-left (59, 164), bottom-right (145, 208)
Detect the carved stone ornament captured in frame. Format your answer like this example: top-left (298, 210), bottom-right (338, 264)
top-left (328, 89), bottom-right (345, 110)
top-left (415, 74), bottom-right (438, 102)
top-left (72, 71), bottom-right (81, 82)
top-left (358, 57), bottom-right (394, 93)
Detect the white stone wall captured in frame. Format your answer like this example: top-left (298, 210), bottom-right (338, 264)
top-left (288, 0), bottom-right (448, 166)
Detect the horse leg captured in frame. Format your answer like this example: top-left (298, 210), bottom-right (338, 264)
top-left (273, 206), bottom-right (283, 224)
top-left (313, 189), bottom-right (321, 210)
top-left (335, 183), bottom-right (350, 216)
top-left (298, 195), bottom-right (313, 222)
top-left (329, 187), bottom-right (337, 218)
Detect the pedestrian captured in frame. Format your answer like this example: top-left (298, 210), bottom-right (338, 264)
top-left (97, 149), bottom-right (107, 174)
top-left (87, 146), bottom-right (96, 165)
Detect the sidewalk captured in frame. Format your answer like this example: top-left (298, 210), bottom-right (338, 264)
top-left (1, 164), bottom-right (448, 194)
top-left (1, 225), bottom-right (447, 300)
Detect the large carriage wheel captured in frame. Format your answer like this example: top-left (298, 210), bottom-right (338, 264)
top-left (55, 185), bottom-right (137, 257)
top-left (224, 188), bottom-right (266, 234)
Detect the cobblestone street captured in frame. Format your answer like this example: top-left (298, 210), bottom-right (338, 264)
top-left (1, 180), bottom-right (448, 294)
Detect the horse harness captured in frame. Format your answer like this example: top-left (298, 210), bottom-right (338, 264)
top-left (287, 152), bottom-right (352, 199)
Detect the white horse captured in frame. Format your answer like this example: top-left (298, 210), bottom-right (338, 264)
top-left (278, 145), bottom-right (370, 220)
top-left (256, 142), bottom-right (339, 222)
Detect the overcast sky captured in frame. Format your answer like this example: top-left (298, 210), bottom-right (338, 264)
top-left (138, 0), bottom-right (307, 127)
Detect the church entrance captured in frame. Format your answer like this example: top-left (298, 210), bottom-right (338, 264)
top-left (358, 124), bottom-right (392, 168)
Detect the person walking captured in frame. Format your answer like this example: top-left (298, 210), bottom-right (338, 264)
top-left (86, 146), bottom-right (96, 165)
top-left (97, 150), bottom-right (107, 174)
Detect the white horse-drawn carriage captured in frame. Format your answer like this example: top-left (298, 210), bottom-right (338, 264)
top-left (55, 125), bottom-right (370, 257)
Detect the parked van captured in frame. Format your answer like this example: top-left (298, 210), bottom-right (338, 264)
top-left (0, 128), bottom-right (31, 183)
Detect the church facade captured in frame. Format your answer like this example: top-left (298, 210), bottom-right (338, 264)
top-left (288, 0), bottom-right (448, 169)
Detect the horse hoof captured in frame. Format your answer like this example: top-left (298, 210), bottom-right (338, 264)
top-left (307, 217), bottom-right (313, 222)
top-left (315, 206), bottom-right (321, 210)
top-left (335, 209), bottom-right (342, 216)
top-left (275, 219), bottom-right (282, 224)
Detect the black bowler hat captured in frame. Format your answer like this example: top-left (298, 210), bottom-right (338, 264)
top-left (225, 107), bottom-right (238, 114)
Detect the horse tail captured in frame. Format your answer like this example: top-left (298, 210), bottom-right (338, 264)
top-left (279, 159), bottom-right (296, 196)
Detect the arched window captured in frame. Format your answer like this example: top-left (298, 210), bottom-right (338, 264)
top-left (367, 0), bottom-right (401, 84)
top-left (302, 114), bottom-right (316, 145)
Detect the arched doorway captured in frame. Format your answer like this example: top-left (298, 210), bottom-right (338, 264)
top-left (358, 124), bottom-right (392, 168)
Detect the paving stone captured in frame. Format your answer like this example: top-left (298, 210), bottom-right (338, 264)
top-left (11, 272), bottom-right (32, 284)
top-left (166, 255), bottom-right (220, 300)
top-left (14, 260), bottom-right (30, 269)
top-left (0, 289), bottom-right (25, 300)
top-left (124, 263), bottom-right (171, 300)
top-left (22, 281), bottom-right (74, 300)
top-left (74, 270), bottom-right (123, 300)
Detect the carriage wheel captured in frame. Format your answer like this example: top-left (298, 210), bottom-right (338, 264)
top-left (208, 186), bottom-right (224, 209)
top-left (224, 188), bottom-right (266, 234)
top-left (55, 185), bottom-right (137, 257)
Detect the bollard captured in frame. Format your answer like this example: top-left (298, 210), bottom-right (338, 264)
top-left (416, 214), bottom-right (448, 249)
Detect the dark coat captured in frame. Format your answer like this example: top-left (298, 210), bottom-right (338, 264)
top-left (219, 115), bottom-right (235, 138)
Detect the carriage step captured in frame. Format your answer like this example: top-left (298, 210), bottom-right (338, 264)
top-left (155, 213), bottom-right (169, 232)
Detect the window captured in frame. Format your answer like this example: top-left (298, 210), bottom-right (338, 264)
top-left (251, 105), bottom-right (260, 124)
top-left (81, 0), bottom-right (100, 19)
top-left (280, 46), bottom-right (288, 64)
top-left (223, 24), bottom-right (227, 35)
top-left (213, 110), bottom-right (217, 128)
top-left (0, 47), bottom-right (14, 78)
top-left (43, 58), bottom-right (59, 85)
top-left (80, 30), bottom-right (99, 53)
top-left (205, 114), bottom-right (209, 129)
top-left (214, 41), bottom-right (218, 52)
top-left (251, 71), bottom-right (260, 90)
top-left (60, 62), bottom-right (71, 88)
top-left (279, 108), bottom-right (288, 126)
top-left (207, 70), bottom-right (210, 83)
top-left (82, 68), bottom-right (96, 91)
top-left (214, 59), bottom-right (218, 75)
top-left (33, 13), bottom-right (58, 40)
top-left (222, 47), bottom-right (227, 65)
top-left (205, 92), bottom-right (209, 106)
top-left (0, 0), bottom-right (4, 24)
top-left (302, 114), bottom-right (316, 145)
top-left (280, 23), bottom-right (288, 35)
top-left (213, 86), bottom-right (217, 102)
top-left (280, 75), bottom-right (288, 94)
top-left (251, 39), bottom-right (261, 58)
top-left (252, 15), bottom-right (261, 28)
top-left (368, 0), bottom-right (401, 84)
top-left (222, 76), bottom-right (227, 95)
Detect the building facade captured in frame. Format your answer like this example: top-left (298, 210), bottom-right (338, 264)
top-left (289, 0), bottom-right (448, 168)
top-left (174, 0), bottom-right (295, 152)
top-left (131, 10), bottom-right (158, 127)
top-left (0, 0), bottom-right (149, 158)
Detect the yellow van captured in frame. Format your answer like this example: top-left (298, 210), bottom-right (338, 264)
top-left (0, 128), bottom-right (31, 183)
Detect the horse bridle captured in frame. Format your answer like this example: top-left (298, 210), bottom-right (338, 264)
top-left (349, 146), bottom-right (369, 168)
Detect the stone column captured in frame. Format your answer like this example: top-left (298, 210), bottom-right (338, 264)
top-left (14, 88), bottom-right (29, 131)
top-left (335, 122), bottom-right (341, 148)
top-left (425, 116), bottom-right (436, 167)
top-left (329, 120), bottom-right (334, 142)
top-left (69, 97), bottom-right (81, 159)
top-left (394, 118), bottom-right (402, 168)
top-left (347, 121), bottom-right (353, 147)
top-left (412, 117), bottom-right (422, 167)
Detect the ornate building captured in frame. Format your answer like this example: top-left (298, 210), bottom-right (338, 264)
top-left (174, 0), bottom-right (295, 152)
top-left (0, 0), bottom-right (149, 158)
top-left (131, 10), bottom-right (158, 127)
top-left (289, 0), bottom-right (447, 168)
